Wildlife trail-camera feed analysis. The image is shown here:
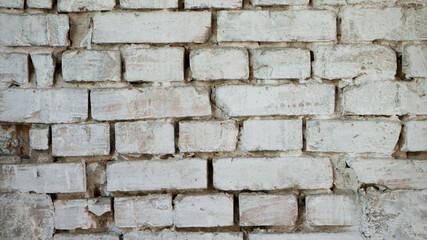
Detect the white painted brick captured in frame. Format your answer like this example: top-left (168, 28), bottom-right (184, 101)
top-left (52, 124), bottom-right (110, 157)
top-left (179, 120), bottom-right (238, 153)
top-left (251, 48), bottom-right (310, 80)
top-left (216, 84), bottom-right (334, 117)
top-left (0, 13), bottom-right (69, 46)
top-left (91, 86), bottom-right (211, 121)
top-left (0, 0), bottom-right (24, 8)
top-left (114, 195), bottom-right (172, 228)
top-left (107, 159), bottom-right (207, 192)
top-left (306, 119), bottom-right (401, 154)
top-left (54, 233), bottom-right (119, 240)
top-left (54, 199), bottom-right (95, 230)
top-left (120, 0), bottom-right (178, 9)
top-left (0, 88), bottom-right (88, 123)
top-left (403, 45), bottom-right (427, 78)
top-left (399, 80), bottom-right (427, 115)
top-left (30, 126), bottom-right (49, 151)
top-left (0, 53), bottom-right (28, 86)
top-left (115, 121), bottom-right (174, 155)
top-left (249, 232), bottom-right (363, 240)
top-left (252, 0), bottom-right (309, 6)
top-left (306, 195), bottom-right (358, 226)
top-left (213, 157), bottom-right (333, 190)
top-left (349, 158), bottom-right (427, 190)
top-left (0, 193), bottom-right (54, 240)
top-left (185, 0), bottom-right (242, 9)
top-left (313, 44), bottom-right (396, 81)
top-left (30, 53), bottom-right (55, 87)
top-left (58, 0), bottom-right (115, 12)
top-left (190, 48), bottom-right (249, 80)
top-left (0, 162), bottom-right (86, 193)
top-left (342, 7), bottom-right (427, 42)
top-left (93, 12), bottom-right (211, 44)
top-left (0, 125), bottom-right (17, 155)
top-left (402, 120), bottom-right (427, 152)
top-left (123, 47), bottom-right (184, 82)
top-left (347, 0), bottom-right (396, 4)
top-left (124, 230), bottom-right (243, 240)
top-left (241, 119), bottom-right (302, 151)
top-left (217, 10), bottom-right (336, 42)
top-left (174, 194), bottom-right (234, 227)
top-left (312, 0), bottom-right (346, 5)
top-left (27, 0), bottom-right (53, 8)
top-left (239, 193), bottom-right (298, 226)
top-left (62, 50), bottom-right (121, 82)
top-left (88, 198), bottom-right (111, 216)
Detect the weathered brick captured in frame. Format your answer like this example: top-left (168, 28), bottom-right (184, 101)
top-left (185, 0), bottom-right (242, 8)
top-left (115, 121), bottom-right (174, 155)
top-left (0, 162), bottom-right (86, 193)
top-left (0, 0), bottom-right (24, 8)
top-left (93, 12), bottom-right (211, 44)
top-left (402, 120), bottom-right (427, 151)
top-left (306, 194), bottom-right (358, 226)
top-left (52, 124), bottom-right (110, 157)
top-left (174, 194), bottom-right (234, 227)
top-left (91, 86), bottom-right (211, 121)
top-left (27, 0), bottom-right (53, 8)
top-left (124, 231), bottom-right (243, 240)
top-left (0, 88), bottom-right (88, 123)
top-left (216, 84), bottom-right (334, 117)
top-left (0, 53), bottom-right (28, 86)
top-left (115, 195), bottom-right (172, 228)
top-left (252, 0), bottom-right (309, 5)
top-left (0, 125), bottom-right (17, 155)
top-left (0, 155), bottom-right (21, 164)
top-left (400, 80), bottom-right (427, 115)
top-left (190, 48), bottom-right (249, 80)
top-left (0, 193), bottom-right (54, 240)
top-left (217, 10), bottom-right (336, 42)
top-left (251, 48), bottom-right (310, 80)
top-left (306, 119), bottom-right (401, 154)
top-left (347, 0), bottom-right (396, 4)
top-left (54, 233), bottom-right (119, 240)
top-left (30, 53), bottom-right (55, 87)
top-left (178, 120), bottom-right (238, 153)
top-left (123, 47), bottom-right (184, 82)
top-left (58, 0), bottom-right (115, 12)
top-left (241, 119), bottom-right (302, 151)
top-left (403, 45), bottom-right (427, 78)
top-left (54, 199), bottom-right (96, 230)
top-left (88, 198), bottom-right (111, 216)
top-left (62, 50), bottom-right (121, 82)
top-left (239, 193), bottom-right (298, 226)
top-left (120, 0), bottom-right (178, 9)
top-left (107, 159), bottom-right (207, 192)
top-left (213, 157), bottom-right (333, 190)
top-left (348, 158), bottom-right (427, 189)
top-left (342, 7), bottom-right (427, 42)
top-left (0, 13), bottom-right (69, 46)
top-left (249, 232), bottom-right (363, 240)
top-left (313, 0), bottom-right (346, 5)
top-left (87, 163), bottom-right (107, 197)
top-left (30, 126), bottom-right (49, 151)
top-left (313, 44), bottom-right (396, 81)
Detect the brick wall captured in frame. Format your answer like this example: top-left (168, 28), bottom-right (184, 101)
top-left (0, 0), bottom-right (426, 239)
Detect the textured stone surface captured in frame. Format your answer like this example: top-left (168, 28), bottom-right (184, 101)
top-left (0, 88), bottom-right (88, 123)
top-left (52, 123), bottom-right (110, 157)
top-left (217, 10), bottom-right (336, 42)
top-left (216, 84), bottom-right (334, 116)
top-left (115, 195), bottom-right (172, 228)
top-left (30, 126), bottom-right (49, 150)
top-left (0, 193), bottom-right (54, 240)
top-left (0, 13), bottom-right (69, 46)
top-left (120, 0), bottom-right (178, 9)
top-left (402, 120), bottom-right (427, 151)
top-left (0, 0), bottom-right (24, 8)
top-left (349, 158), bottom-right (427, 190)
top-left (54, 233), bottom-right (119, 240)
top-left (58, 0), bottom-right (116, 12)
top-left (190, 48), bottom-right (249, 80)
top-left (123, 47), bottom-right (184, 82)
top-left (115, 121), bottom-right (174, 155)
top-left (240, 119), bottom-right (302, 151)
top-left (91, 87), bottom-right (211, 120)
top-left (213, 157), bottom-right (333, 190)
top-left (313, 0), bottom-right (346, 5)
top-left (0, 53), bottom-right (28, 86)
top-left (93, 12), bottom-right (211, 43)
top-left (239, 193), bottom-right (298, 226)
top-left (252, 0), bottom-right (309, 5)
top-left (249, 232), bottom-right (363, 240)
top-left (0, 163), bottom-right (86, 193)
top-left (185, 0), bottom-right (242, 9)
top-left (54, 199), bottom-right (95, 230)
top-left (0, 125), bottom-right (17, 155)
top-left (179, 120), bottom-right (238, 153)
top-left (306, 194), bottom-right (358, 226)
top-left (251, 48), bottom-right (310, 80)
top-left (306, 119), bottom-right (401, 154)
top-left (124, 231), bottom-right (243, 240)
top-left (30, 53), bottom-right (55, 87)
top-left (174, 194), bottom-right (234, 227)
top-left (107, 159), bottom-right (207, 192)
top-left (403, 44), bottom-right (427, 78)
top-left (88, 198), bottom-right (111, 216)
top-left (27, 0), bottom-right (53, 8)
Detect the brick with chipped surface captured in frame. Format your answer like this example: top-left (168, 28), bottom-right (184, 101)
top-left (306, 194), bottom-right (358, 226)
top-left (185, 0), bottom-right (242, 8)
top-left (58, 0), bottom-right (115, 12)
top-left (120, 0), bottom-right (178, 9)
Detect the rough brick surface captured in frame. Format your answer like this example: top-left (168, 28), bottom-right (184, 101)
top-left (306, 194), bottom-right (358, 226)
top-left (249, 232), bottom-right (363, 240)
top-left (0, 53), bottom-right (28, 86)
top-left (252, 0), bottom-right (309, 5)
top-left (403, 44), bottom-right (427, 78)
top-left (54, 233), bottom-right (119, 240)
top-left (0, 0), bottom-right (24, 8)
top-left (120, 0), bottom-right (178, 9)
top-left (107, 159), bottom-right (207, 192)
top-left (54, 199), bottom-right (95, 230)
top-left (185, 0), bottom-right (242, 9)
top-left (58, 0), bottom-right (115, 12)
top-left (402, 120), bottom-right (427, 151)
top-left (213, 157), bottom-right (333, 190)
top-left (30, 126), bottom-right (49, 150)
top-left (124, 231), bottom-right (243, 240)
top-left (27, 0), bottom-right (53, 8)
top-left (0, 125), bottom-right (17, 155)
top-left (30, 53), bottom-right (55, 87)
